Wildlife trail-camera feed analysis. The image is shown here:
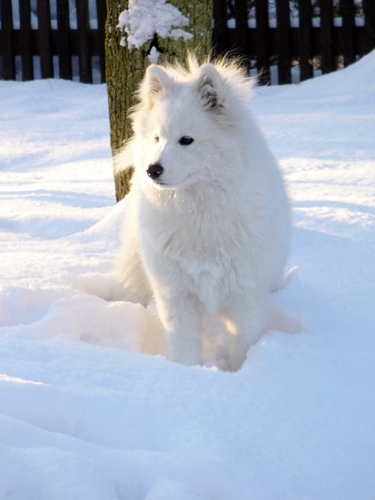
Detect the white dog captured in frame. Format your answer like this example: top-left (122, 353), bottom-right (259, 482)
top-left (115, 58), bottom-right (290, 370)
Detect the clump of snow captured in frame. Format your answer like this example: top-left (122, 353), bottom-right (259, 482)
top-left (148, 46), bottom-right (162, 64)
top-left (1, 51), bottom-right (375, 498)
top-left (117, 0), bottom-right (193, 51)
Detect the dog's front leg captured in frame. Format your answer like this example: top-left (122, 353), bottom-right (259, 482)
top-left (224, 296), bottom-right (266, 372)
top-left (154, 291), bottom-right (202, 366)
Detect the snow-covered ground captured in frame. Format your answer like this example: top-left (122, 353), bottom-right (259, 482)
top-left (1, 52), bottom-right (375, 499)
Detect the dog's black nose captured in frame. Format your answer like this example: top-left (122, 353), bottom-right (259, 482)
top-left (147, 163), bottom-right (164, 180)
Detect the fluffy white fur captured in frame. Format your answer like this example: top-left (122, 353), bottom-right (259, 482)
top-left (115, 58), bottom-right (290, 371)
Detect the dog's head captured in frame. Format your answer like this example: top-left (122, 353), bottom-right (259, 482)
top-left (130, 61), bottom-right (253, 191)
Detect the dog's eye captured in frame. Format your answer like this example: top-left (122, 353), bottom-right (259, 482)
top-left (179, 136), bottom-right (194, 146)
top-left (154, 136), bottom-right (159, 143)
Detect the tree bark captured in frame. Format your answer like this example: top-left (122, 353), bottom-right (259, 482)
top-left (105, 0), bottom-right (213, 202)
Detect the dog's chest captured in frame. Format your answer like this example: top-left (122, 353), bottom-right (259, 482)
top-left (180, 243), bottom-right (232, 313)
top-left (141, 206), bottom-right (244, 311)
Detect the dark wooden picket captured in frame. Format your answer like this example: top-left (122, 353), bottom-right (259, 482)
top-left (20, 0), bottom-right (33, 80)
top-left (299, 0), bottom-right (313, 80)
top-left (1, 0), bottom-right (375, 84)
top-left (235, 0), bottom-right (248, 62)
top-left (36, 0), bottom-right (53, 78)
top-left (255, 0), bottom-right (271, 85)
top-left (57, 0), bottom-right (73, 80)
top-left (1, 0), bottom-right (16, 80)
top-left (342, 0), bottom-right (356, 66)
top-left (213, 0), bottom-right (227, 56)
top-left (96, 0), bottom-right (106, 83)
top-left (76, 0), bottom-right (92, 83)
top-left (321, 0), bottom-right (335, 73)
top-left (277, 0), bottom-right (292, 83)
top-left (364, 0), bottom-right (375, 52)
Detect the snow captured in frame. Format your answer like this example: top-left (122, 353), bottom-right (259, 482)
top-left (148, 46), bottom-right (162, 64)
top-left (1, 51), bottom-right (375, 499)
top-left (117, 0), bottom-right (193, 51)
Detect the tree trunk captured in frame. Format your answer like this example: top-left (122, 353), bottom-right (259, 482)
top-left (105, 0), bottom-right (213, 202)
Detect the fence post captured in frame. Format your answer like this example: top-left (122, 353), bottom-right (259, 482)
top-left (213, 0), bottom-right (227, 56)
top-left (77, 0), bottom-right (92, 83)
top-left (37, 0), bottom-right (53, 78)
top-left (57, 0), bottom-right (72, 79)
top-left (96, 0), bottom-right (107, 83)
top-left (363, 0), bottom-right (375, 53)
top-left (276, 0), bottom-right (291, 84)
top-left (341, 0), bottom-right (355, 66)
top-left (1, 0), bottom-right (16, 79)
top-left (321, 0), bottom-right (335, 73)
top-left (20, 0), bottom-right (34, 80)
top-left (255, 0), bottom-right (270, 85)
top-left (235, 0), bottom-right (249, 68)
top-left (299, 0), bottom-right (313, 80)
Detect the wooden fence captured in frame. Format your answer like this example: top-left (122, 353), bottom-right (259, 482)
top-left (0, 0), bottom-right (106, 83)
top-left (0, 0), bottom-right (375, 85)
top-left (213, 0), bottom-right (375, 84)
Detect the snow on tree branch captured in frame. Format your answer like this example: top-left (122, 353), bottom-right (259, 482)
top-left (117, 0), bottom-right (193, 60)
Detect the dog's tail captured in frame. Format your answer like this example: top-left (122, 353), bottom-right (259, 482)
top-left (113, 137), bottom-right (137, 174)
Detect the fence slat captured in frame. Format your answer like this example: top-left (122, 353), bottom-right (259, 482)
top-left (342, 0), bottom-right (355, 66)
top-left (299, 0), bottom-right (313, 80)
top-left (96, 0), bottom-right (106, 83)
top-left (255, 0), bottom-right (270, 85)
top-left (1, 0), bottom-right (16, 79)
top-left (363, 0), bottom-right (375, 52)
top-left (76, 0), bottom-right (92, 83)
top-left (321, 0), bottom-right (335, 73)
top-left (57, 0), bottom-right (72, 79)
top-left (212, 0), bottom-right (227, 56)
top-left (235, 0), bottom-right (248, 64)
top-left (276, 0), bottom-right (291, 84)
top-left (20, 0), bottom-right (34, 80)
top-left (37, 0), bottom-right (53, 78)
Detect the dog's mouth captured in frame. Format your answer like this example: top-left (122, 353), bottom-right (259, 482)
top-left (152, 180), bottom-right (188, 191)
top-left (147, 178), bottom-right (168, 187)
top-left (149, 173), bottom-right (195, 190)
top-left (152, 180), bottom-right (180, 190)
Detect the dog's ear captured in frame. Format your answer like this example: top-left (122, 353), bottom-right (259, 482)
top-left (197, 64), bottom-right (224, 111)
top-left (140, 65), bottom-right (173, 108)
